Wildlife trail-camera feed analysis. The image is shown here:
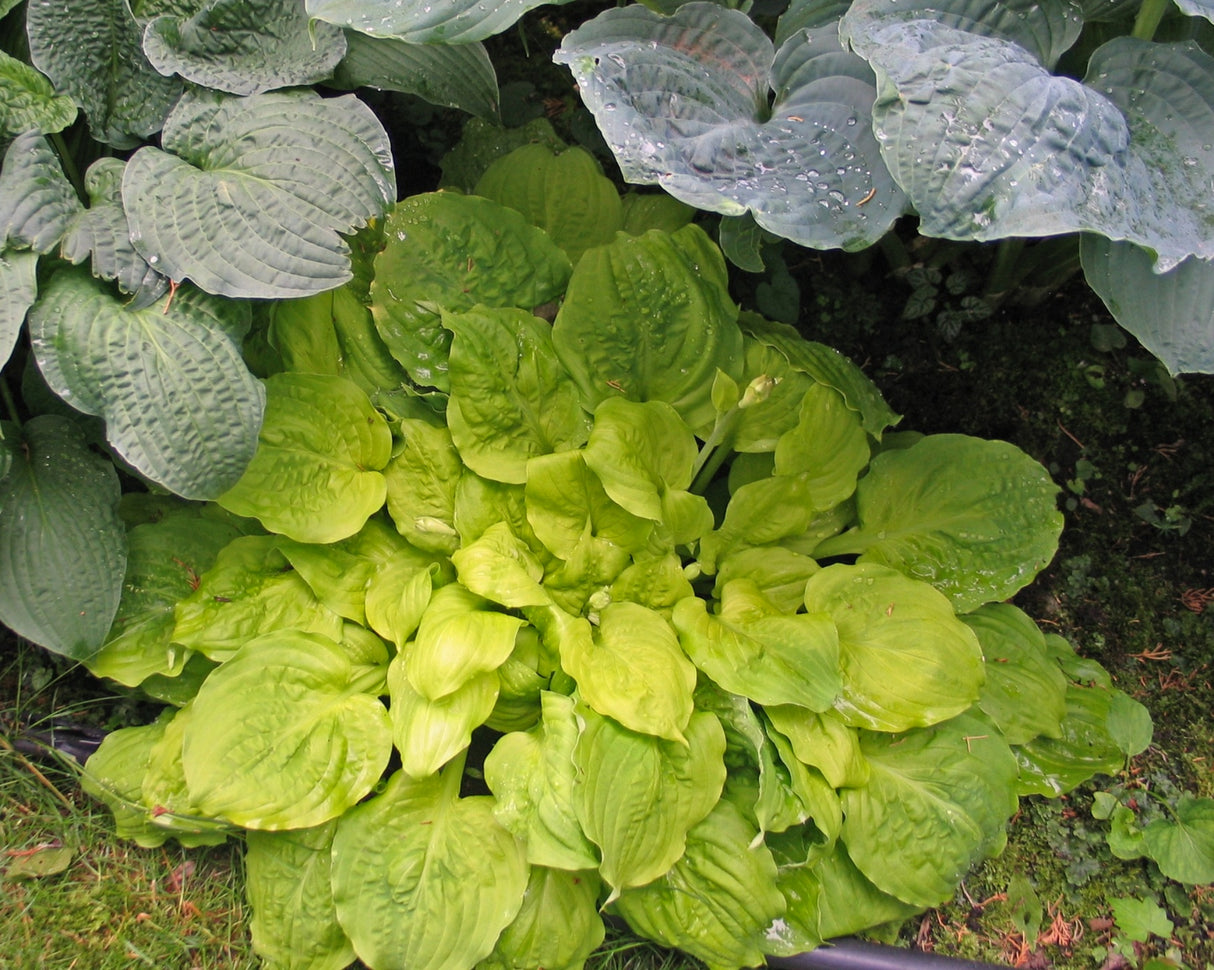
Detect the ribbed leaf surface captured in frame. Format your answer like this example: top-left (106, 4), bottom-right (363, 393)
top-left (0, 132), bottom-right (81, 253)
top-left (308, 0), bottom-right (578, 43)
top-left (0, 50), bottom-right (77, 135)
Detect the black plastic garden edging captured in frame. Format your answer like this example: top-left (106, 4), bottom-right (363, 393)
top-left (768, 937), bottom-right (1007, 970)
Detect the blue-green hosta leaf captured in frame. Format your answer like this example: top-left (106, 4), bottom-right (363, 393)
top-left (245, 823), bottom-right (356, 970)
top-left (0, 51), bottom-right (77, 135)
top-left (26, 0), bottom-right (181, 147)
top-left (29, 268), bottom-right (262, 499)
top-left (143, 0), bottom-right (347, 96)
top-left (476, 144), bottom-right (623, 264)
top-left (182, 630), bottom-right (392, 829)
top-left (484, 691), bottom-right (601, 871)
top-left (308, 0), bottom-right (579, 43)
top-left (444, 306), bottom-right (591, 484)
top-left (963, 603), bottom-right (1068, 745)
top-left (60, 158), bottom-right (167, 303)
top-left (615, 801), bottom-right (786, 970)
top-left (332, 31), bottom-right (499, 122)
top-left (1142, 796), bottom-right (1214, 885)
top-left (552, 224), bottom-right (742, 431)
top-left (804, 563), bottom-right (985, 732)
top-left (171, 534), bottom-right (345, 663)
top-left (555, 4), bottom-right (909, 251)
top-left (0, 416), bottom-right (125, 660)
top-left (483, 865), bottom-right (605, 970)
top-left (841, 713), bottom-right (1020, 907)
top-left (330, 769), bottom-right (529, 970)
top-left (218, 373), bottom-right (390, 543)
top-left (842, 7), bottom-right (1214, 269)
top-left (1174, 0), bottom-right (1214, 21)
top-left (0, 249), bottom-right (36, 370)
top-left (86, 508), bottom-right (242, 688)
top-left (0, 132), bottom-right (82, 253)
top-left (123, 89), bottom-right (395, 299)
top-left (388, 655), bottom-right (498, 778)
top-left (1081, 236), bottom-right (1214, 375)
top-left (814, 434), bottom-right (1063, 613)
top-left (673, 580), bottom-right (841, 711)
top-left (573, 704), bottom-right (727, 900)
top-left (370, 192), bottom-right (571, 393)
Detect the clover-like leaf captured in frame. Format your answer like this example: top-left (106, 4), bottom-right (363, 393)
top-left (29, 267), bottom-right (262, 499)
top-left (555, 4), bottom-right (909, 251)
top-left (143, 0), bottom-right (347, 96)
top-left (308, 0), bottom-right (580, 43)
top-left (123, 89), bottom-right (395, 298)
top-left (218, 373), bottom-right (390, 543)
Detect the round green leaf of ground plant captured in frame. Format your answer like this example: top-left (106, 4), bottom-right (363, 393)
top-left (0, 131), bottom-right (82, 253)
top-left (841, 713), bottom-right (1020, 907)
top-left (552, 225), bottom-right (742, 431)
top-left (555, 6), bottom-right (908, 252)
top-left (804, 563), bottom-right (985, 733)
top-left (615, 800), bottom-right (786, 970)
top-left (332, 32), bottom-right (499, 123)
top-left (476, 144), bottom-right (623, 264)
top-left (0, 415), bottom-right (125, 660)
top-left (574, 705), bottom-right (727, 900)
top-left (246, 823), bottom-right (355, 970)
top-left (29, 267), bottom-right (263, 499)
top-left (123, 89), bottom-right (395, 299)
top-left (673, 580), bottom-right (841, 711)
top-left (815, 434), bottom-right (1062, 613)
top-left (331, 769), bottom-right (529, 970)
top-left (26, 0), bottom-right (182, 147)
top-left (483, 865), bottom-right (605, 970)
top-left (308, 0), bottom-right (579, 43)
top-left (183, 630), bottom-right (392, 830)
top-left (370, 192), bottom-right (571, 393)
top-left (1082, 237), bottom-right (1214, 375)
top-left (0, 249), bottom-right (37, 371)
top-left (444, 306), bottom-right (591, 484)
top-left (219, 372), bottom-right (390, 543)
top-left (1142, 796), bottom-right (1214, 885)
top-left (60, 158), bottom-right (167, 302)
top-left (0, 50), bottom-right (77, 135)
top-left (143, 0), bottom-right (347, 96)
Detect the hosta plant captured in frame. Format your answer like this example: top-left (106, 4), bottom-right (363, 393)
top-left (556, 0), bottom-right (1214, 374)
top-left (72, 150), bottom-right (1151, 970)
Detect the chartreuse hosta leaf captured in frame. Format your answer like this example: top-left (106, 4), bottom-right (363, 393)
top-left (0, 50), bottom-right (77, 135)
top-left (552, 225), bottom-right (743, 432)
top-left (60, 158), bottom-right (167, 304)
top-left (141, 702), bottom-right (235, 846)
top-left (615, 801), bottom-right (786, 970)
top-left (245, 823), bottom-right (355, 970)
top-left (218, 373), bottom-right (391, 543)
top-left (673, 579), bottom-right (840, 711)
top-left (764, 706), bottom-right (869, 790)
top-left (0, 416), bottom-right (125, 660)
top-left (29, 268), bottom-right (263, 499)
top-left (842, 3), bottom-right (1214, 270)
top-left (573, 704), bottom-right (726, 900)
top-left (483, 865), bottom-right (605, 970)
top-left (484, 691), bottom-right (600, 871)
top-left (308, 0), bottom-right (578, 43)
top-left (86, 508), bottom-right (243, 688)
top-left (142, 0), bottom-right (347, 96)
top-left (384, 418), bottom-right (463, 555)
top-left (181, 630), bottom-right (392, 829)
top-left (331, 31), bottom-right (499, 122)
top-left (815, 434), bottom-right (1063, 613)
top-left (451, 522), bottom-right (550, 609)
top-left (172, 535), bottom-right (344, 662)
top-left (0, 132), bottom-right (81, 253)
top-left (0, 249), bottom-right (37, 370)
top-left (79, 719), bottom-right (176, 848)
top-left (330, 767), bottom-right (529, 970)
top-left (804, 563), bottom-right (985, 733)
top-left (26, 0), bottom-right (182, 148)
top-left (555, 4), bottom-right (909, 251)
top-left (444, 306), bottom-right (592, 484)
top-left (1081, 236), bottom-right (1214, 375)
top-left (963, 603), bottom-right (1068, 745)
top-left (370, 192), bottom-right (572, 394)
top-left (476, 144), bottom-right (623, 264)
top-left (841, 712), bottom-right (1020, 907)
top-left (122, 89), bottom-right (395, 299)
top-left (804, 841), bottom-right (920, 941)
